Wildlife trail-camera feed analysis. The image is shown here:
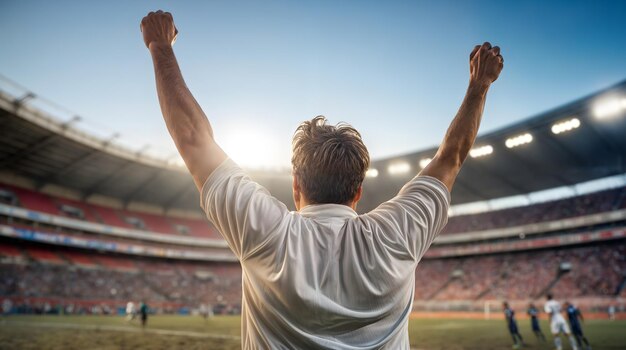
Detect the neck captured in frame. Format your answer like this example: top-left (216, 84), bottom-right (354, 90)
top-left (297, 200), bottom-right (357, 212)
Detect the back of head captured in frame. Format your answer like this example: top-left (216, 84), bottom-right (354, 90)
top-left (292, 116), bottom-right (370, 205)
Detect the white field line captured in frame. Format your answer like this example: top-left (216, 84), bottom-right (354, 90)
top-left (3, 320), bottom-right (241, 341)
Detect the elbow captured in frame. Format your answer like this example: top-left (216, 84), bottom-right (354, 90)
top-left (172, 123), bottom-right (214, 149)
top-left (435, 150), bottom-right (464, 170)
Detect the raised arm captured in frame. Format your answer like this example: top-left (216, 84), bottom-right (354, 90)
top-left (141, 11), bottom-right (227, 190)
top-left (420, 42), bottom-right (503, 191)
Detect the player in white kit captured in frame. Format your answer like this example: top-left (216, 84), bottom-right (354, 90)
top-left (126, 301), bottom-right (136, 322)
top-left (544, 294), bottom-right (579, 350)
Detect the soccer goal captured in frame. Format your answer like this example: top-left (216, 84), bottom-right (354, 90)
top-left (483, 300), bottom-right (500, 320)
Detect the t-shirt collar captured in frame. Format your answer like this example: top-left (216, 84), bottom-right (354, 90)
top-left (298, 203), bottom-right (358, 219)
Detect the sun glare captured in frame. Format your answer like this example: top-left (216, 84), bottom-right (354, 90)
top-left (219, 128), bottom-right (285, 169)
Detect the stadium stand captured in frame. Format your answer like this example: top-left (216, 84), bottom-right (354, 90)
top-left (0, 243), bottom-right (22, 258)
top-left (7, 185), bottom-right (59, 216)
top-left (0, 181), bottom-right (218, 238)
top-left (415, 242), bottom-right (626, 301)
top-left (0, 243), bottom-right (242, 314)
top-left (62, 251), bottom-right (97, 267)
top-left (1, 77), bottom-right (625, 317)
top-left (25, 247), bottom-right (64, 264)
top-left (91, 205), bottom-right (133, 228)
top-left (1, 238), bottom-right (623, 315)
top-left (444, 186), bottom-right (626, 234)
top-left (94, 255), bottom-right (138, 271)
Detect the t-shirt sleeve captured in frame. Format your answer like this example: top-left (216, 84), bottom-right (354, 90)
top-left (200, 158), bottom-right (289, 260)
top-left (365, 175), bottom-right (450, 261)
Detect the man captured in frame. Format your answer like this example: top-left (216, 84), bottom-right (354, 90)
top-left (565, 302), bottom-right (591, 350)
top-left (545, 294), bottom-right (579, 350)
top-left (141, 10), bottom-right (503, 349)
top-left (608, 305), bottom-right (615, 321)
top-left (126, 301), bottom-right (136, 322)
top-left (139, 301), bottom-right (149, 328)
top-left (1, 298), bottom-right (12, 316)
top-left (503, 302), bottom-right (525, 349)
top-left (199, 303), bottom-right (211, 321)
top-left (527, 302), bottom-right (546, 341)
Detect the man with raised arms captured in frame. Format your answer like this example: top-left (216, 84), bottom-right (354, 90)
top-left (141, 10), bottom-right (503, 349)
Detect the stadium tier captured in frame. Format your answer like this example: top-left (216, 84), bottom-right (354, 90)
top-left (444, 186), bottom-right (626, 234)
top-left (0, 182), bottom-right (220, 238)
top-left (0, 243), bottom-right (243, 314)
top-left (0, 239), bottom-right (624, 315)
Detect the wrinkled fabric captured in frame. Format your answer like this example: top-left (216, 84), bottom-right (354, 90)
top-left (201, 158), bottom-right (450, 349)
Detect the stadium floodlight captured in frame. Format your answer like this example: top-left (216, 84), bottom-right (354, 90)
top-left (505, 133), bottom-right (533, 149)
top-left (593, 96), bottom-right (626, 119)
top-left (388, 162), bottom-right (411, 175)
top-left (469, 145), bottom-right (493, 158)
top-left (419, 158), bottom-right (432, 169)
top-left (366, 168), bottom-right (379, 178)
top-left (551, 117), bottom-right (580, 134)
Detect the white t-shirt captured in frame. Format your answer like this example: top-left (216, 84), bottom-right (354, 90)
top-left (544, 300), bottom-right (565, 321)
top-left (201, 159), bottom-right (450, 349)
top-left (126, 302), bottom-right (135, 314)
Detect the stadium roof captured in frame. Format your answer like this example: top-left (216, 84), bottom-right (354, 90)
top-left (360, 79), bottom-right (626, 210)
top-left (1, 78), bottom-right (625, 213)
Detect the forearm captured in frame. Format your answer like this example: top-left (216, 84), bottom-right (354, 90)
top-left (436, 82), bottom-right (489, 167)
top-left (150, 43), bottom-right (214, 146)
top-left (419, 42), bottom-right (502, 191)
top-left (149, 43), bottom-right (226, 189)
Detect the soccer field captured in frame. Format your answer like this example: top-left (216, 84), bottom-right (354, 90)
top-left (1, 315), bottom-right (624, 350)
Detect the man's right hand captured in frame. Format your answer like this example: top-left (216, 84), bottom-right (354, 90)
top-left (469, 42), bottom-right (503, 88)
top-left (141, 10), bottom-right (178, 49)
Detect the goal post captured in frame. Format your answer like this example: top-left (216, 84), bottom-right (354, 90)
top-left (483, 300), bottom-right (499, 320)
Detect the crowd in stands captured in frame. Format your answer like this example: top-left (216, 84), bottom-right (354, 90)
top-left (1, 240), bottom-right (624, 315)
top-left (0, 244), bottom-right (242, 315)
top-left (415, 241), bottom-right (626, 301)
top-left (444, 186), bottom-right (626, 234)
top-left (1, 181), bottom-right (625, 316)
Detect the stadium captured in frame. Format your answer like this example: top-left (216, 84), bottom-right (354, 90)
top-left (3, 1), bottom-right (626, 349)
top-left (1, 73), bottom-right (625, 348)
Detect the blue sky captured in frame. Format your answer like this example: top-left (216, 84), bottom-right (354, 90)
top-left (1, 0), bottom-right (625, 168)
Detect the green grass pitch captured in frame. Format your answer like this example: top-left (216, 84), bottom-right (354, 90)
top-left (0, 315), bottom-right (624, 349)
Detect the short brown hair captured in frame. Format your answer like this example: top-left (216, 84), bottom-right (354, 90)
top-left (291, 116), bottom-right (370, 205)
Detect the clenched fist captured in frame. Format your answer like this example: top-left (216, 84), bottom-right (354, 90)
top-left (141, 10), bottom-right (178, 49)
top-left (469, 42), bottom-right (503, 87)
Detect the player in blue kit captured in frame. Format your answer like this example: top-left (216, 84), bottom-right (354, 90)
top-left (565, 302), bottom-right (591, 350)
top-left (503, 302), bottom-right (526, 349)
top-left (527, 303), bottom-right (546, 341)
